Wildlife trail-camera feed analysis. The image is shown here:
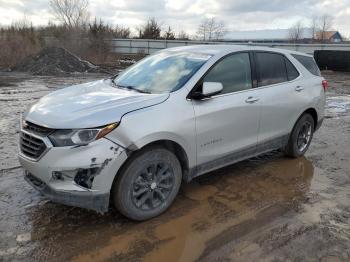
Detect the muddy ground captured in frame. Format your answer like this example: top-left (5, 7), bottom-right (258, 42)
top-left (0, 71), bottom-right (349, 262)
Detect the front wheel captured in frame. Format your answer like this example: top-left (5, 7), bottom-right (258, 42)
top-left (112, 146), bottom-right (182, 221)
top-left (285, 114), bottom-right (315, 158)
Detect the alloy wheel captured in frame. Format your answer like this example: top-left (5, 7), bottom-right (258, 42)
top-left (297, 122), bottom-right (312, 152)
top-left (132, 162), bottom-right (174, 210)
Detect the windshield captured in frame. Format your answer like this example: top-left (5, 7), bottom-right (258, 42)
top-left (113, 51), bottom-right (211, 94)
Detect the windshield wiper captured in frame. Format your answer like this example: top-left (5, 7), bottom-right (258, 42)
top-left (116, 84), bottom-right (151, 94)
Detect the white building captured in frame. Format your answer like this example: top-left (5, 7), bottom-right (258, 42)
top-left (224, 28), bottom-right (314, 42)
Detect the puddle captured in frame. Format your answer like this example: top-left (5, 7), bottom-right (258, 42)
top-left (22, 156), bottom-right (314, 262)
top-left (325, 95), bottom-right (350, 118)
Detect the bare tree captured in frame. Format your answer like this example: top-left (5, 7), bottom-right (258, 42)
top-left (310, 16), bottom-right (319, 42)
top-left (88, 18), bottom-right (128, 38)
top-left (138, 18), bottom-right (161, 39)
top-left (50, 0), bottom-right (90, 29)
top-left (177, 30), bottom-right (190, 40)
top-left (114, 25), bottom-right (130, 38)
top-left (196, 21), bottom-right (207, 40)
top-left (10, 15), bottom-right (32, 30)
top-left (212, 19), bottom-right (226, 40)
top-left (196, 17), bottom-right (226, 41)
top-left (318, 14), bottom-right (333, 43)
top-left (288, 21), bottom-right (304, 43)
top-left (163, 26), bottom-right (175, 40)
top-left (135, 25), bottom-right (143, 38)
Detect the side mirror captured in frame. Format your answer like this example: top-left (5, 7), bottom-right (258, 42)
top-left (191, 82), bottom-right (223, 100)
top-left (202, 82), bottom-right (223, 96)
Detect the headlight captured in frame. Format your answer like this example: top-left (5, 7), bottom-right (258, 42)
top-left (49, 123), bottom-right (118, 147)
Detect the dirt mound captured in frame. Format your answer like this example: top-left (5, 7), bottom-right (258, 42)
top-left (12, 47), bottom-right (102, 75)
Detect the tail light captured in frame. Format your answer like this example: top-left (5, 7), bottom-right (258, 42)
top-left (322, 80), bottom-right (328, 91)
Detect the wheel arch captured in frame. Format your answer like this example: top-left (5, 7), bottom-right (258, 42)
top-left (114, 139), bottom-right (190, 188)
top-left (139, 140), bottom-right (190, 181)
top-left (111, 139), bottom-right (187, 220)
top-left (286, 107), bottom-right (318, 147)
top-left (285, 108), bottom-right (317, 158)
top-left (300, 108), bottom-right (318, 129)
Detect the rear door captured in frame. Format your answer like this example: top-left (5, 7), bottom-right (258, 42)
top-left (253, 51), bottom-right (304, 152)
top-left (291, 54), bottom-right (326, 122)
top-left (192, 52), bottom-right (261, 172)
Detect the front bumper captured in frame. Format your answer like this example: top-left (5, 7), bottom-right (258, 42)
top-left (25, 171), bottom-right (110, 212)
top-left (19, 137), bottom-right (128, 213)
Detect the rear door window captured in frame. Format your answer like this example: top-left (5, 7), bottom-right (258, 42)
top-left (255, 52), bottom-right (288, 86)
top-left (285, 58), bottom-right (299, 81)
top-left (292, 54), bottom-right (321, 76)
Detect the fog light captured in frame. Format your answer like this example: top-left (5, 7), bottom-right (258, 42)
top-left (74, 167), bottom-right (99, 189)
top-left (52, 171), bottom-right (64, 181)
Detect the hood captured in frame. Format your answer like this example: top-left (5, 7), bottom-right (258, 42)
top-left (24, 79), bottom-right (169, 129)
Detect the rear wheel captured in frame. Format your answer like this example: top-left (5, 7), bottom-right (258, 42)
top-left (112, 146), bottom-right (182, 221)
top-left (285, 114), bottom-right (315, 158)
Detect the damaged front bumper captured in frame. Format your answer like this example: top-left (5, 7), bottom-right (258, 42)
top-left (24, 171), bottom-right (110, 212)
top-left (19, 137), bottom-right (128, 213)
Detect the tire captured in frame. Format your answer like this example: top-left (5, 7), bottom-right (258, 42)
top-left (112, 146), bottom-right (182, 221)
top-left (285, 113), bottom-right (315, 158)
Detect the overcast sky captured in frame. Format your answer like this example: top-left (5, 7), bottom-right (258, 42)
top-left (0, 0), bottom-right (349, 37)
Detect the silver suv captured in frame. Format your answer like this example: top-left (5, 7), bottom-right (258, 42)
top-left (19, 45), bottom-right (326, 220)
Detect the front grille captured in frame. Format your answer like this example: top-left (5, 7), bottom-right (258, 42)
top-left (23, 121), bottom-right (54, 136)
top-left (20, 132), bottom-right (47, 159)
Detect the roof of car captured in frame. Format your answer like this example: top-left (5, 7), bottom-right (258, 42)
top-left (166, 44), bottom-right (312, 57)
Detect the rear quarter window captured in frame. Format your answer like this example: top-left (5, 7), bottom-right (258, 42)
top-left (292, 54), bottom-right (321, 76)
top-left (285, 58), bottom-right (299, 81)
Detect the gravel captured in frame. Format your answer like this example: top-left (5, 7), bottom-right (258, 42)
top-left (12, 47), bottom-right (103, 75)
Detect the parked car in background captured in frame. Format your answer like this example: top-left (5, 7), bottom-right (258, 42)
top-left (19, 45), bottom-right (326, 220)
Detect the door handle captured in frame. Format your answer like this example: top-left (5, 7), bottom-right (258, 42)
top-left (295, 86), bottom-right (304, 92)
top-left (245, 96), bottom-right (260, 103)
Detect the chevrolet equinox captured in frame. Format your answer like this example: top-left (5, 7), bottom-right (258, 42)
top-left (19, 45), bottom-right (326, 220)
